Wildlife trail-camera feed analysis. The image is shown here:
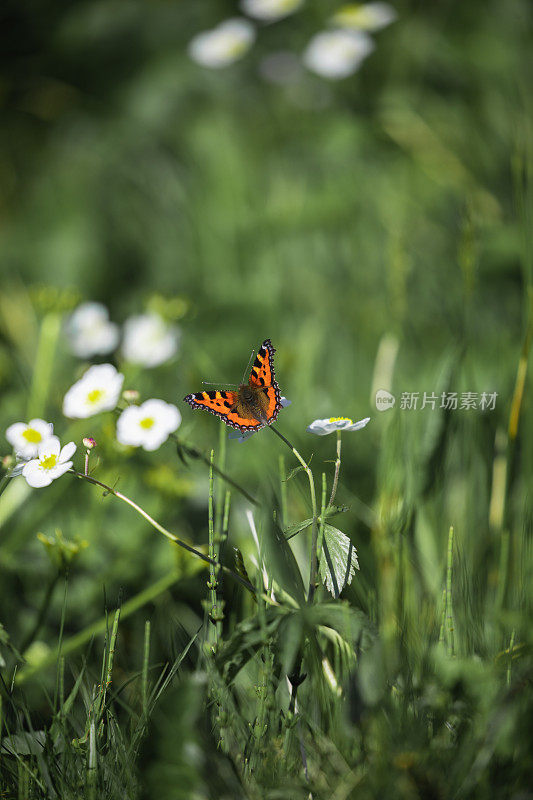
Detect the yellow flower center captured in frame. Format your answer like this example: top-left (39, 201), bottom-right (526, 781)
top-left (39, 454), bottom-right (58, 470)
top-left (329, 417), bottom-right (352, 424)
top-left (140, 416), bottom-right (155, 429)
top-left (22, 428), bottom-right (42, 443)
top-left (87, 389), bottom-right (104, 404)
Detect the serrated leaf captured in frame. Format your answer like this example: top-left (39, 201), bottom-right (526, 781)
top-left (284, 518), bottom-right (313, 540)
top-left (319, 525), bottom-right (359, 598)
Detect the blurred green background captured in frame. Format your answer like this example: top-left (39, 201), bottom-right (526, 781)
top-left (1, 0), bottom-right (532, 797)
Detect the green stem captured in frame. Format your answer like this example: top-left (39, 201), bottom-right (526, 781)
top-left (507, 629), bottom-right (516, 686)
top-left (215, 423), bottom-right (227, 540)
top-left (208, 450), bottom-right (220, 646)
top-left (316, 473), bottom-right (327, 579)
top-left (71, 470), bottom-right (255, 594)
top-left (142, 620), bottom-right (150, 718)
top-left (446, 526), bottom-right (455, 657)
top-left (268, 426), bottom-right (318, 602)
top-left (172, 434), bottom-right (258, 506)
top-left (328, 431), bottom-right (342, 508)
top-left (279, 455), bottom-right (288, 528)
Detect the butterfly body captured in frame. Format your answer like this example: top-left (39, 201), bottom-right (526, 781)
top-left (184, 339), bottom-right (281, 432)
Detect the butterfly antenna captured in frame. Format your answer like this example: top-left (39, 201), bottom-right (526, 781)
top-left (241, 348), bottom-right (255, 384)
top-left (201, 381), bottom-right (240, 388)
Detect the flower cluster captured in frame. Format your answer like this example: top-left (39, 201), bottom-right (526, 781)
top-left (4, 361), bottom-right (182, 488)
top-left (65, 304), bottom-right (180, 368)
top-left (187, 2), bottom-right (396, 80)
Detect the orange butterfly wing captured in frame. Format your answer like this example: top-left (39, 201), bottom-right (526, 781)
top-left (248, 339), bottom-right (282, 424)
top-left (183, 390), bottom-right (263, 431)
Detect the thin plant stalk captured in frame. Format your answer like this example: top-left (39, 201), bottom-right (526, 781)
top-left (214, 423), bottom-right (227, 541)
top-left (507, 629), bottom-right (516, 686)
top-left (70, 470), bottom-right (255, 595)
top-left (208, 450), bottom-right (221, 646)
top-left (446, 526), bottom-right (455, 657)
top-left (316, 473), bottom-right (327, 582)
top-left (279, 454), bottom-right (288, 528)
top-left (172, 433), bottom-right (258, 506)
top-left (438, 587), bottom-right (446, 645)
top-left (268, 426), bottom-right (318, 603)
top-left (142, 620), bottom-right (150, 718)
top-left (328, 430), bottom-right (342, 507)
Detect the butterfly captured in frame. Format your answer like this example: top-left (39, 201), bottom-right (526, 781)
top-left (184, 339), bottom-right (282, 432)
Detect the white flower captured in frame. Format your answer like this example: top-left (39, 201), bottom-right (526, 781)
top-left (122, 313), bottom-right (180, 368)
top-left (63, 364), bottom-right (124, 419)
top-left (22, 437), bottom-right (76, 488)
top-left (188, 18), bottom-right (255, 68)
top-left (5, 418), bottom-right (54, 459)
top-left (306, 416), bottom-right (370, 436)
top-left (331, 2), bottom-right (397, 32)
top-left (65, 302), bottom-right (120, 358)
top-left (116, 399), bottom-right (181, 451)
top-left (303, 30), bottom-right (374, 79)
top-left (241, 0), bottom-right (303, 22)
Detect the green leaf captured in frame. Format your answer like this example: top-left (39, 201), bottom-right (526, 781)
top-left (285, 464), bottom-right (306, 482)
top-left (325, 504), bottom-right (349, 517)
top-left (255, 508), bottom-right (306, 604)
top-left (319, 525), bottom-right (359, 598)
top-left (283, 518), bottom-right (313, 540)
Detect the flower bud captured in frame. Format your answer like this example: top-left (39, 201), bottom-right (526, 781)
top-left (122, 389), bottom-right (140, 404)
top-left (2, 454), bottom-right (15, 470)
top-left (83, 437), bottom-right (97, 450)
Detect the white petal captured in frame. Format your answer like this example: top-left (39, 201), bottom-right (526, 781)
top-left (82, 363), bottom-right (120, 384)
top-left (141, 431), bottom-right (169, 451)
top-left (303, 30), bottom-right (374, 80)
top-left (62, 364), bottom-right (123, 418)
top-left (116, 407), bottom-right (144, 446)
top-left (122, 314), bottom-right (180, 368)
top-left (5, 423), bottom-right (27, 446)
top-left (344, 417), bottom-right (371, 432)
top-left (141, 399), bottom-right (181, 432)
top-left (28, 419), bottom-right (54, 438)
top-left (332, 2), bottom-right (397, 32)
top-left (60, 441), bottom-right (77, 462)
top-left (188, 18), bottom-right (255, 69)
top-left (38, 436), bottom-right (61, 457)
top-left (306, 418), bottom-right (332, 435)
top-left (22, 462), bottom-right (53, 488)
top-left (50, 461), bottom-right (73, 479)
top-left (240, 0), bottom-right (303, 22)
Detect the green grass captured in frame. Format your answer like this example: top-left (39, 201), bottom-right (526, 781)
top-left (0, 0), bottom-right (532, 797)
